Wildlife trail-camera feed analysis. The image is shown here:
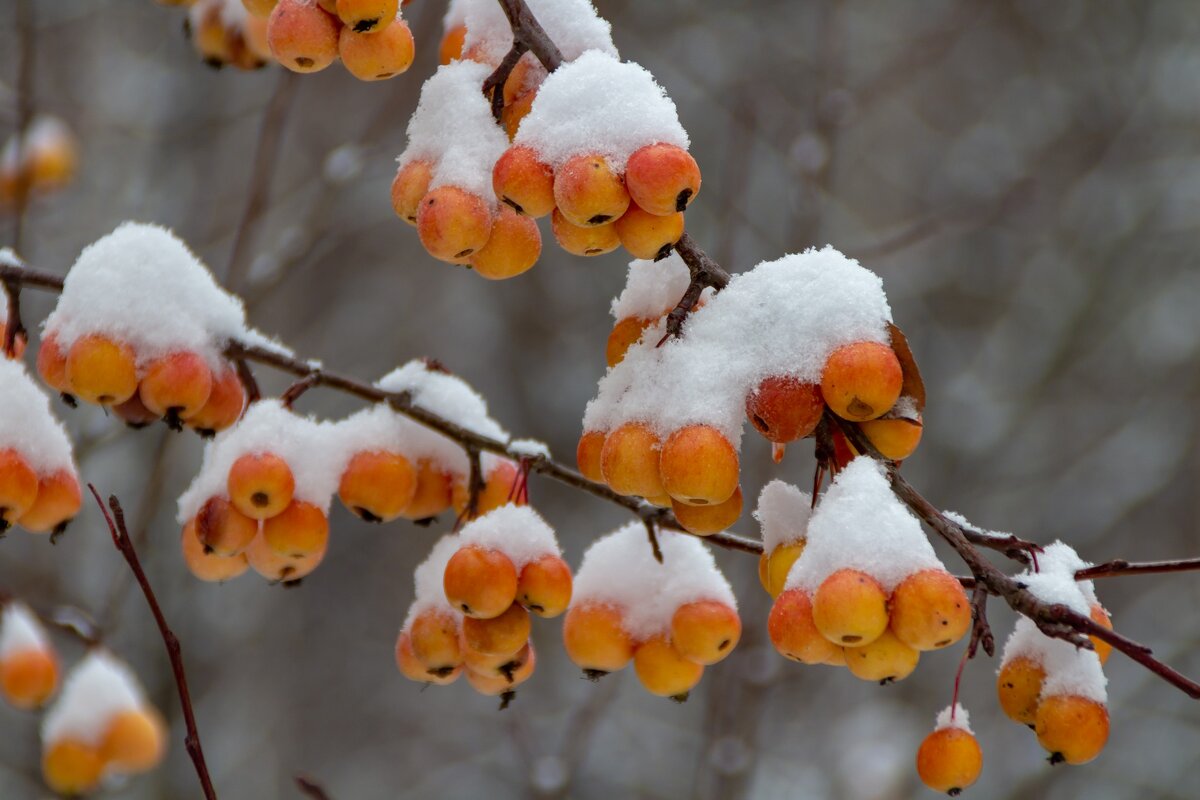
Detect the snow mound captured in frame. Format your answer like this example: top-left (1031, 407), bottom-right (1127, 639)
top-left (0, 360), bottom-right (76, 476)
top-left (42, 651), bottom-right (146, 747)
top-left (934, 704), bottom-right (973, 734)
top-left (0, 602), bottom-right (51, 660)
top-left (459, 0), bottom-right (615, 68)
top-left (753, 480), bottom-right (812, 552)
top-left (609, 254), bottom-right (692, 322)
top-left (457, 503), bottom-right (560, 569)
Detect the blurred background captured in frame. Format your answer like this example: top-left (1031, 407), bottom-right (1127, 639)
top-left (2, 0), bottom-right (1200, 797)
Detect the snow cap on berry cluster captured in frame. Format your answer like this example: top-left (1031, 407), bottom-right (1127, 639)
top-left (753, 480), bottom-right (812, 552)
top-left (460, 0), bottom-right (615, 68)
top-left (610, 254), bottom-right (693, 322)
top-left (177, 399), bottom-right (337, 521)
top-left (42, 651), bottom-right (146, 747)
top-left (457, 504), bottom-right (560, 570)
top-left (515, 50), bottom-right (689, 172)
top-left (0, 602), bottom-right (52, 660)
top-left (0, 360), bottom-right (76, 477)
top-left (189, 0), bottom-right (248, 31)
top-left (43, 223), bottom-right (286, 370)
top-left (786, 457), bottom-right (943, 594)
top-left (999, 541), bottom-right (1107, 703)
top-left (934, 704), bottom-right (973, 734)
top-left (0, 116), bottom-right (75, 176)
top-left (583, 246), bottom-right (893, 444)
top-left (403, 534), bottom-right (463, 630)
top-left (326, 404), bottom-right (415, 479)
top-left (571, 524), bottom-right (735, 641)
top-left (396, 61), bottom-right (510, 206)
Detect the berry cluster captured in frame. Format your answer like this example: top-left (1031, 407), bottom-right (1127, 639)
top-left (0, 603), bottom-right (60, 711)
top-left (764, 460), bottom-right (969, 683)
top-left (563, 524), bottom-right (739, 700)
top-left (185, 0), bottom-right (272, 70)
top-left (916, 705), bottom-right (983, 796)
top-left (0, 116), bottom-right (78, 210)
top-left (264, 0), bottom-right (415, 79)
top-left (40, 651), bottom-right (168, 796)
top-left (36, 223), bottom-right (265, 435)
top-left (996, 543), bottom-right (1111, 766)
top-left (0, 360), bottom-right (81, 535)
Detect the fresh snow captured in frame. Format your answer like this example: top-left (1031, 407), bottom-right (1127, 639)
top-left (0, 360), bottom-right (77, 476)
top-left (0, 602), bottom-right (51, 660)
top-left (456, 504), bottom-right (560, 569)
top-left (753, 479), bottom-right (812, 553)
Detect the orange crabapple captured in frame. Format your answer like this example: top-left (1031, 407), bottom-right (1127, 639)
top-left (996, 655), bottom-right (1046, 727)
top-left (227, 452), bottom-right (296, 520)
top-left (182, 519), bottom-right (250, 582)
top-left (470, 206), bottom-right (542, 280)
top-left (767, 588), bottom-right (842, 665)
top-left (439, 23), bottom-right (466, 65)
top-left (1035, 694), bottom-right (1109, 765)
top-left (408, 609), bottom-right (463, 676)
top-left (466, 644), bottom-right (536, 696)
top-left (600, 421), bottom-right (666, 499)
top-left (1089, 604), bottom-right (1113, 664)
top-left (501, 57), bottom-right (537, 107)
top-left (0, 449), bottom-right (38, 531)
top-left (516, 554), bottom-right (573, 617)
top-left (624, 143), bottom-right (702, 216)
top-left (267, 0), bottom-right (341, 74)
top-left (195, 496), bottom-right (258, 556)
top-left (243, 15), bottom-right (273, 62)
top-left (745, 376), bottom-right (825, 444)
top-left (820, 341), bottom-right (904, 422)
top-left (0, 647), bottom-right (59, 709)
top-left (888, 569), bottom-right (971, 651)
top-left (461, 602), bottom-right (531, 658)
top-left (338, 19), bottom-right (414, 81)
top-left (390, 160), bottom-right (433, 225)
top-left (16, 470), bottom-right (81, 535)
top-left (138, 351), bottom-right (214, 421)
top-left (811, 568), bottom-right (890, 647)
top-left (186, 365), bottom-right (247, 436)
top-left (658, 424), bottom-right (740, 507)
top-left (1, 330), bottom-right (26, 360)
top-left (633, 636), bottom-right (704, 699)
top-left (859, 414), bottom-right (923, 461)
top-left (399, 459), bottom-right (455, 520)
top-left (502, 89), bottom-right (536, 140)
top-left (443, 544), bottom-right (518, 619)
top-left (338, 450), bottom-right (418, 523)
top-left (245, 529), bottom-right (324, 582)
top-left (492, 146), bottom-right (556, 219)
top-left (843, 628), bottom-right (919, 683)
top-left (42, 738), bottom-right (104, 796)
top-left (462, 641), bottom-right (532, 682)
top-left (551, 208), bottom-right (620, 257)
top-left (671, 486), bottom-right (743, 535)
top-left (262, 500), bottom-right (329, 558)
top-left (243, 0), bottom-right (278, 17)
top-left (916, 727), bottom-right (983, 796)
top-left (562, 602), bottom-right (634, 675)
top-left (65, 333), bottom-right (138, 406)
top-left (553, 154), bottom-right (631, 227)
top-left (576, 430), bottom-right (606, 483)
top-left (416, 186), bottom-right (494, 263)
top-left (396, 632), bottom-right (460, 685)
top-left (762, 541), bottom-right (805, 599)
top-left (670, 600), bottom-right (740, 665)
top-left (334, 0), bottom-right (397, 33)
top-left (100, 707), bottom-right (168, 773)
top-left (614, 203), bottom-right (684, 261)
top-left (190, 5), bottom-right (234, 67)
top-left (112, 393), bottom-right (159, 429)
top-left (606, 316), bottom-right (653, 368)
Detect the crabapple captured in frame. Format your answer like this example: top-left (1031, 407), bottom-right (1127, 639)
top-left (820, 341), bottom-right (903, 421)
top-left (844, 628), bottom-right (919, 683)
top-left (41, 739), bottom-right (103, 796)
top-left (390, 160), bottom-right (433, 225)
top-left (0, 647), bottom-right (58, 709)
top-left (888, 569), bottom-right (971, 651)
top-left (553, 154), bottom-right (630, 227)
top-left (576, 430), bottom-right (606, 483)
top-left (450, 459), bottom-right (524, 519)
top-left (399, 460), bottom-right (455, 519)
top-left (0, 449), bottom-right (38, 531)
top-left (562, 602), bottom-right (634, 674)
top-left (243, 0), bottom-right (278, 17)
top-left (416, 186), bottom-right (493, 262)
top-left (762, 542), bottom-right (805, 599)
top-left (338, 450), bottom-right (418, 523)
top-left (768, 588), bottom-right (841, 665)
top-left (1035, 695), bottom-right (1109, 765)
top-left (516, 554), bottom-right (573, 617)
top-left (670, 600), bottom-right (740, 665)
top-left (138, 351), bottom-right (214, 421)
top-left (195, 496), bottom-right (258, 556)
top-left (996, 655), bottom-right (1045, 726)
top-left (338, 19), bottom-right (414, 81)
top-left (1089, 604), bottom-right (1113, 664)
top-left (439, 23), bottom-right (466, 65)
top-left (227, 452), bottom-right (296, 520)
top-left (100, 707), bottom-right (168, 773)
top-left (812, 569), bottom-right (889, 647)
top-left (36, 333), bottom-right (69, 394)
top-left (613, 203), bottom-right (684, 260)
top-left (916, 727), bottom-right (983, 795)
top-left (658, 424), bottom-right (739, 506)
top-left (16, 470), bottom-right (81, 534)
top-left (624, 144), bottom-right (702, 216)
top-left (671, 486), bottom-right (743, 535)
top-left (470, 205), bottom-right (542, 280)
top-left (600, 422), bottom-right (665, 499)
top-left (262, 500), bottom-right (329, 558)
top-left (443, 544), bottom-right (518, 619)
top-left (112, 393), bottom-right (159, 429)
top-left (633, 636), bottom-right (703, 699)
top-left (466, 643), bottom-right (536, 695)
top-left (408, 609), bottom-right (462, 675)
top-left (268, 0), bottom-right (341, 73)
top-left (182, 519), bottom-right (251, 582)
top-left (334, 0), bottom-right (397, 33)
top-left (859, 415), bottom-right (923, 461)
top-left (551, 209), bottom-right (619, 256)
top-left (186, 366), bottom-right (246, 436)
top-left (396, 632), bottom-right (460, 685)
top-left (502, 89), bottom-right (536, 140)
top-left (461, 602), bottom-right (530, 658)
top-left (745, 376), bottom-right (824, 444)
top-left (492, 146), bottom-right (555, 218)
top-left (65, 333), bottom-right (138, 406)
top-left (245, 529), bottom-right (325, 581)
top-left (606, 317), bottom-right (653, 368)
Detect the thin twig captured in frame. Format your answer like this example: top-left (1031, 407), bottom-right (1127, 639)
top-left (1075, 558), bottom-right (1200, 581)
top-left (659, 233), bottom-right (733, 342)
top-left (295, 775), bottom-right (333, 800)
top-left (482, 43), bottom-right (528, 120)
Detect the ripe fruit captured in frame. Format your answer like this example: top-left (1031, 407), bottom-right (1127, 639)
top-left (576, 430), bottom-right (606, 483)
top-left (916, 727), bottom-right (983, 795)
top-left (187, 366), bottom-right (246, 435)
top-left (658, 424), bottom-right (739, 506)
top-left (65, 334), bottom-right (138, 406)
top-left (492, 147), bottom-right (555, 218)
top-left (1035, 695), bottom-right (1109, 765)
top-left (461, 602), bottom-right (530, 657)
top-left (671, 486), bottom-right (743, 535)
top-left (0, 647), bottom-right (58, 709)
top-left (195, 496), bottom-right (258, 556)
top-left (502, 89), bottom-right (536, 140)
top-left (227, 452), bottom-right (296, 520)
top-left (551, 209), bottom-right (620, 256)
top-left (338, 450), bottom-right (417, 523)
top-left (439, 23), bottom-right (466, 65)
top-left (820, 341), bottom-right (903, 422)
top-left (182, 519), bottom-right (250, 582)
top-left (267, 0), bottom-right (340, 73)
top-left (624, 144), bottom-right (702, 216)
top-left (42, 738), bottom-right (103, 796)
top-left (516, 554), bottom-right (573, 617)
top-left (1089, 605), bottom-right (1113, 664)
top-left (334, 0), bottom-right (397, 32)
top-left (470, 206), bottom-right (542, 280)
top-left (408, 609), bottom-right (462, 675)
top-left (338, 19), bottom-right (414, 81)
top-left (138, 351), bottom-right (214, 420)
top-left (245, 530), bottom-right (323, 582)
top-left (606, 317), bottom-right (653, 368)
top-left (36, 333), bottom-right (70, 393)
top-left (0, 449), bottom-right (38, 530)
top-left (100, 708), bottom-right (167, 772)
top-left (670, 600), bottom-right (740, 665)
top-left (844, 629), bottom-right (919, 683)
top-left (16, 470), bottom-right (81, 534)
top-left (762, 542), bottom-right (805, 599)
top-left (443, 545), bottom-right (518, 619)
top-left (554, 154), bottom-right (630, 227)
top-left (399, 460), bottom-right (454, 519)
top-left (466, 644), bottom-right (536, 695)
top-left (391, 160), bottom-right (433, 225)
top-left (463, 641), bottom-right (533, 681)
top-left (745, 377), bottom-right (824, 443)
top-left (996, 655), bottom-right (1046, 726)
top-left (614, 204), bottom-right (684, 260)
top-left (600, 422), bottom-right (665, 499)
top-left (262, 500), bottom-right (329, 558)
top-left (859, 415), bottom-right (923, 461)
top-left (562, 602), bottom-right (634, 674)
top-left (396, 632), bottom-right (460, 685)
top-left (416, 186), bottom-right (493, 262)
top-left (112, 393), bottom-right (159, 429)
top-left (888, 569), bottom-right (971, 651)
top-left (633, 636), bottom-right (704, 698)
top-left (767, 588), bottom-right (841, 665)
top-left (811, 569), bottom-right (889, 647)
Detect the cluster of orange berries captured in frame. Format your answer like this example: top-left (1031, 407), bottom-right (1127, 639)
top-left (562, 525), bottom-right (739, 700)
top-left (260, 0), bottom-right (416, 80)
top-left (0, 603), bottom-right (60, 711)
top-left (0, 116), bottom-right (79, 210)
top-left (184, 0), bottom-right (272, 70)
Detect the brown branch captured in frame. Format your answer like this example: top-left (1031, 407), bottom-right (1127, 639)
top-left (1, 275), bottom-right (23, 358)
top-left (280, 371), bottom-right (321, 409)
top-left (295, 775), bottom-right (332, 800)
top-left (482, 43), bottom-right (528, 121)
top-left (234, 357), bottom-right (262, 404)
top-left (659, 233), bottom-right (733, 342)
top-left (967, 585), bottom-right (993, 659)
top-left (494, 0), bottom-right (564, 72)
top-left (1075, 558), bottom-right (1200, 581)
top-left (88, 486), bottom-right (219, 800)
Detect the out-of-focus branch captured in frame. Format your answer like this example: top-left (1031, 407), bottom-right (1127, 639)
top-left (295, 775), bottom-right (333, 799)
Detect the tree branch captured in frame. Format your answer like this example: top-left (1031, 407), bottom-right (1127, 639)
top-left (482, 43), bottom-right (528, 121)
top-left (295, 775), bottom-right (333, 800)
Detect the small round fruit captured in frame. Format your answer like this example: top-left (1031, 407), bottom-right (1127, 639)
top-left (600, 422), bottom-right (665, 499)
top-left (408, 609), bottom-right (462, 675)
top-left (227, 452), bottom-right (296, 520)
top-left (888, 569), bottom-right (971, 651)
top-left (576, 430), bottom-right (606, 483)
top-left (416, 186), bottom-right (493, 263)
top-left (996, 655), bottom-right (1045, 726)
top-left (470, 206), bottom-right (541, 280)
top-left (391, 160), bottom-right (433, 225)
top-left (553, 154), bottom-right (630, 227)
top-left (338, 450), bottom-right (417, 523)
top-left (16, 470), bottom-right (81, 534)
top-left (562, 602), bottom-right (633, 674)
top-left (551, 209), bottom-right (619, 256)
top-left (745, 376), bottom-right (824, 443)
top-left (0, 648), bottom-right (58, 709)
top-left (671, 487), bottom-right (742, 535)
top-left (811, 569), bottom-right (889, 647)
top-left (633, 636), bottom-right (704, 699)
top-left (42, 739), bottom-right (103, 796)
top-left (763, 542), bottom-right (805, 599)
top-left (261, 500), bottom-right (329, 558)
top-left (396, 632), bottom-right (460, 685)
top-left (65, 334), bottom-right (138, 406)
top-left (182, 520), bottom-right (250, 582)
top-left (859, 415), bottom-right (923, 461)
top-left (1089, 604), bottom-right (1113, 664)
top-left (624, 143), bottom-right (702, 216)
top-left (338, 18), bottom-right (414, 81)
top-left (1035, 694), bottom-right (1109, 765)
top-left (820, 341), bottom-right (903, 422)
top-left (767, 588), bottom-right (841, 665)
top-left (516, 554), bottom-right (573, 617)
top-left (658, 424), bottom-right (739, 506)
top-left (443, 544), bottom-right (518, 619)
top-left (0, 449), bottom-right (38, 530)
top-left (195, 496), bottom-right (258, 556)
top-left (267, 0), bottom-right (340, 73)
top-left (461, 602), bottom-right (530, 658)
top-left (843, 628), bottom-right (919, 683)
top-left (138, 351), bottom-right (214, 420)
top-left (492, 146), bottom-right (555, 218)
top-left (916, 727), bottom-right (983, 795)
top-left (100, 707), bottom-right (168, 773)
top-left (670, 600), bottom-right (740, 665)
